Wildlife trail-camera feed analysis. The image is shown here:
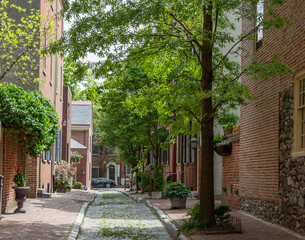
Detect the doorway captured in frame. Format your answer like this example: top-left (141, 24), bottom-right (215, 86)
top-left (109, 165), bottom-right (115, 181)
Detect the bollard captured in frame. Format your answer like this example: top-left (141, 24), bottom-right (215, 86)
top-left (0, 175), bottom-right (3, 218)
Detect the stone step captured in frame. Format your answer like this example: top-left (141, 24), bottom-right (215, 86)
top-left (37, 188), bottom-right (52, 198)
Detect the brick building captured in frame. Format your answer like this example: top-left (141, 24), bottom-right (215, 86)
top-left (62, 86), bottom-right (72, 163)
top-left (92, 144), bottom-right (128, 186)
top-left (71, 101), bottom-right (93, 188)
top-left (0, 0), bottom-right (67, 213)
top-left (222, 0), bottom-right (305, 235)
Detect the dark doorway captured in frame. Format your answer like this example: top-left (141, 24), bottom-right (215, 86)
top-left (109, 165), bottom-right (115, 180)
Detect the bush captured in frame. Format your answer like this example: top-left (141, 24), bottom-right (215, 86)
top-left (163, 182), bottom-right (191, 199)
top-left (180, 203), bottom-right (209, 235)
top-left (138, 171), bottom-right (153, 193)
top-left (166, 174), bottom-right (172, 184)
top-left (153, 164), bottom-right (164, 191)
top-left (180, 204), bottom-right (232, 234)
top-left (55, 164), bottom-right (75, 191)
top-left (0, 83), bottom-right (59, 157)
top-left (74, 182), bottom-right (83, 189)
top-left (215, 205), bottom-right (231, 226)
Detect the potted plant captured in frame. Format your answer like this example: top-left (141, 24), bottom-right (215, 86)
top-left (218, 113), bottom-right (240, 135)
top-left (163, 182), bottom-right (191, 209)
top-left (13, 169), bottom-right (30, 213)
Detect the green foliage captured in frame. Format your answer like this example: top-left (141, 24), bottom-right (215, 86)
top-left (217, 113), bottom-right (240, 130)
top-left (0, 83), bottom-right (59, 157)
top-left (55, 164), bottom-right (75, 191)
top-left (222, 186), bottom-right (227, 193)
top-left (74, 182), bottom-right (83, 189)
top-left (13, 170), bottom-right (27, 187)
top-left (0, 0), bottom-right (55, 83)
top-left (180, 203), bottom-right (209, 235)
top-left (233, 189), bottom-right (239, 195)
top-left (165, 174), bottom-right (172, 184)
top-left (215, 205), bottom-right (231, 226)
top-left (153, 164), bottom-right (164, 192)
top-left (70, 151), bottom-right (83, 164)
top-left (163, 182), bottom-right (191, 199)
top-left (138, 171), bottom-right (153, 193)
top-left (213, 134), bottom-right (223, 148)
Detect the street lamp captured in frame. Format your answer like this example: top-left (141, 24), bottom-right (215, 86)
top-left (191, 137), bottom-right (197, 150)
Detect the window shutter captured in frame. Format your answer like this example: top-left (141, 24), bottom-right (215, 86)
top-left (186, 135), bottom-right (191, 163)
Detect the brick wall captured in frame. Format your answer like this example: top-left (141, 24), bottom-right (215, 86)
top-left (240, 0), bottom-right (305, 203)
top-left (72, 131), bottom-right (89, 148)
top-left (74, 149), bottom-right (89, 188)
top-left (240, 0), bottom-right (305, 234)
top-left (221, 132), bottom-right (240, 209)
top-left (2, 133), bottom-right (26, 213)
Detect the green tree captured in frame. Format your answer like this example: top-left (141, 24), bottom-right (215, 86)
top-left (61, 0), bottom-right (290, 225)
top-left (0, 0), bottom-right (55, 84)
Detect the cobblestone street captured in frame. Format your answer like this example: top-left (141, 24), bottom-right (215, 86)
top-left (78, 190), bottom-right (172, 240)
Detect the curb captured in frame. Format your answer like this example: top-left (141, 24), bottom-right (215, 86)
top-left (145, 200), bottom-right (191, 240)
top-left (120, 191), bottom-right (190, 240)
top-left (67, 193), bottom-right (97, 240)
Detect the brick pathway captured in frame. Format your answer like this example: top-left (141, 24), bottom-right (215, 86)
top-left (0, 189), bottom-right (95, 240)
top-left (78, 190), bottom-right (172, 240)
top-left (151, 198), bottom-right (304, 240)
top-left (121, 191), bottom-right (304, 240)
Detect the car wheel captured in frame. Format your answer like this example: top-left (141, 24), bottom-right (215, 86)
top-left (106, 183), bottom-right (111, 188)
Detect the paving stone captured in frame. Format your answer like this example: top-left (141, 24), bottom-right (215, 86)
top-left (78, 190), bottom-right (173, 240)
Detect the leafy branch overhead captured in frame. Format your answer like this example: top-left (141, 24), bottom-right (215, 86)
top-left (60, 0), bottom-right (291, 226)
top-left (0, 83), bottom-right (59, 157)
top-left (0, 0), bottom-right (57, 83)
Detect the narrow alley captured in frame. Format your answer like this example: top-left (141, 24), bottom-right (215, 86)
top-left (78, 190), bottom-right (173, 240)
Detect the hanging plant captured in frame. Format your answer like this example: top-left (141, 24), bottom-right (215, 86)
top-left (0, 83), bottom-right (59, 157)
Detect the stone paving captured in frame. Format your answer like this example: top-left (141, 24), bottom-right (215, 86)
top-left (0, 189), bottom-right (95, 240)
top-left (78, 190), bottom-right (173, 240)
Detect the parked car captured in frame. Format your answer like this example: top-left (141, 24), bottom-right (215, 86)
top-left (92, 178), bottom-right (116, 188)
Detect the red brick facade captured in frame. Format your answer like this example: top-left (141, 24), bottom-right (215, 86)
top-left (240, 0), bottom-right (305, 202)
top-left (0, 0), bottom-right (66, 213)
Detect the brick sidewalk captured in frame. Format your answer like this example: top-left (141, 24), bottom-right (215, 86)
top-left (122, 191), bottom-right (304, 240)
top-left (0, 189), bottom-right (95, 240)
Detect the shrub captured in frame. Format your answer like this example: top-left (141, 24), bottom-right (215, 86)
top-left (138, 171), bottom-right (153, 193)
top-left (215, 205), bottom-right (231, 226)
top-left (0, 83), bottom-right (59, 157)
top-left (153, 164), bottom-right (164, 191)
top-left (74, 182), bottom-right (83, 189)
top-left (180, 203), bottom-right (209, 235)
top-left (163, 182), bottom-right (191, 199)
top-left (166, 174), bottom-right (172, 184)
top-left (55, 164), bottom-right (75, 191)
top-left (180, 204), bottom-right (232, 234)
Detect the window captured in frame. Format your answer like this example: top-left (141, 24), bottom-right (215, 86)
top-left (55, 130), bottom-right (61, 163)
top-left (176, 135), bottom-right (181, 164)
top-left (293, 69), bottom-right (305, 155)
top-left (126, 166), bottom-right (131, 175)
top-left (42, 148), bottom-right (52, 163)
top-left (92, 167), bottom-right (102, 179)
top-left (256, 0), bottom-right (264, 50)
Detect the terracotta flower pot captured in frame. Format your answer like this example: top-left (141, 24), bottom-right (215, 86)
top-left (170, 196), bottom-right (187, 209)
top-left (13, 186), bottom-right (30, 213)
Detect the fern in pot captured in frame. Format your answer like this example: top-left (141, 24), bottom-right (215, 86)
top-left (163, 182), bottom-right (191, 209)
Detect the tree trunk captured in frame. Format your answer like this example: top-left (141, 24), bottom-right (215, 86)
top-left (198, 4), bottom-right (216, 226)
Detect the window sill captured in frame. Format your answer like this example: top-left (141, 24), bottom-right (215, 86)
top-left (291, 151), bottom-right (305, 157)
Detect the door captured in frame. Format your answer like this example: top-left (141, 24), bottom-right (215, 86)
top-left (109, 165), bottom-right (115, 181)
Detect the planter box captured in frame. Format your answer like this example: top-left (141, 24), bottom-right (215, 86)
top-left (152, 191), bottom-right (162, 199)
top-left (170, 196), bottom-right (187, 209)
top-left (215, 142), bottom-right (232, 156)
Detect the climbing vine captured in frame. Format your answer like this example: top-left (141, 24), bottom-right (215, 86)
top-left (0, 83), bottom-right (59, 157)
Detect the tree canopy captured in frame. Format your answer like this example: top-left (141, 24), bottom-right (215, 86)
top-left (60, 0), bottom-right (291, 225)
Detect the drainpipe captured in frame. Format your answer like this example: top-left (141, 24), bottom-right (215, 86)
top-left (0, 175), bottom-right (3, 216)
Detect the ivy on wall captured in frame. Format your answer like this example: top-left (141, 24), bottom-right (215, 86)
top-left (0, 83), bottom-right (59, 157)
